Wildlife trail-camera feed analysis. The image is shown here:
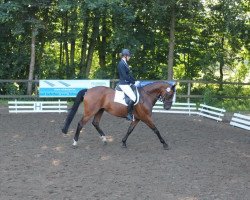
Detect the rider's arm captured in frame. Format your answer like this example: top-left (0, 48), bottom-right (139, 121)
top-left (118, 62), bottom-right (135, 84)
top-left (128, 73), bottom-right (135, 84)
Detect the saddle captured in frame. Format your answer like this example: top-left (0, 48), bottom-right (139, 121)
top-left (114, 84), bottom-right (140, 106)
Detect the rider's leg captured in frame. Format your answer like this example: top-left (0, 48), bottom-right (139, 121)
top-left (126, 100), bottom-right (135, 121)
top-left (119, 85), bottom-right (136, 101)
top-left (119, 84), bottom-right (136, 121)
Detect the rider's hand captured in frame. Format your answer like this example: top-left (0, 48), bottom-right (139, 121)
top-left (134, 81), bottom-right (140, 87)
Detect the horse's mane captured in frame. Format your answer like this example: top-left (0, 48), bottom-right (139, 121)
top-left (141, 81), bottom-right (176, 89)
top-left (141, 81), bottom-right (161, 88)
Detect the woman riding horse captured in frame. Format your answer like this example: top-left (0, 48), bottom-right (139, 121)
top-left (62, 80), bottom-right (176, 150)
top-left (117, 49), bottom-right (136, 121)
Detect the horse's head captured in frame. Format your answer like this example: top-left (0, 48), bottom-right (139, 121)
top-left (161, 81), bottom-right (176, 110)
top-left (140, 80), bottom-right (176, 110)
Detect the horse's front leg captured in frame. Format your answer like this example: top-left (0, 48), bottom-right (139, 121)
top-left (144, 118), bottom-right (169, 150)
top-left (151, 126), bottom-right (169, 150)
top-left (122, 119), bottom-right (140, 148)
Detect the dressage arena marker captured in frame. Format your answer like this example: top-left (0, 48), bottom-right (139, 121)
top-left (230, 113), bottom-right (250, 131)
top-left (198, 104), bottom-right (226, 122)
top-left (153, 102), bottom-right (197, 115)
top-left (8, 99), bottom-right (67, 113)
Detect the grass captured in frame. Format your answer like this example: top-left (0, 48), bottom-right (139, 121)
top-left (0, 99), bottom-right (9, 106)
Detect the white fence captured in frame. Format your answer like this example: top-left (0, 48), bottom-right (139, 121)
top-left (8, 100), bottom-right (68, 113)
top-left (198, 104), bottom-right (226, 122)
top-left (230, 113), bottom-right (250, 131)
top-left (153, 102), bottom-right (197, 115)
top-left (7, 99), bottom-right (250, 132)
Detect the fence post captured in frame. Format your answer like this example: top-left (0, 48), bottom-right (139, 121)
top-left (59, 99), bottom-right (61, 113)
top-left (34, 76), bottom-right (38, 100)
top-left (187, 82), bottom-right (191, 104)
top-left (15, 99), bottom-right (17, 113)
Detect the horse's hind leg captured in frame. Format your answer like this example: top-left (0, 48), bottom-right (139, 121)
top-left (73, 120), bottom-right (83, 146)
top-left (92, 109), bottom-right (107, 144)
top-left (73, 115), bottom-right (92, 146)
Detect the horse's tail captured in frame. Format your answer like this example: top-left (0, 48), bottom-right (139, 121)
top-left (62, 89), bottom-right (87, 134)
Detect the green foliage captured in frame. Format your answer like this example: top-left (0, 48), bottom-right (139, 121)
top-left (203, 87), bottom-right (219, 105)
top-left (222, 99), bottom-right (250, 112)
top-left (0, 82), bottom-right (26, 95)
top-left (0, 0), bottom-right (249, 111)
top-left (0, 0), bottom-right (248, 80)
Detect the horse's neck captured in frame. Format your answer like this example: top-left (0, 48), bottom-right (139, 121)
top-left (144, 82), bottom-right (164, 95)
top-left (142, 82), bottom-right (164, 105)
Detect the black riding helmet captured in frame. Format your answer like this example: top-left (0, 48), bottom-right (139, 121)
top-left (121, 49), bottom-right (131, 57)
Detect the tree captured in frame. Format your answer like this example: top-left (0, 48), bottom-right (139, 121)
top-left (167, 3), bottom-right (176, 80)
top-left (0, 0), bottom-right (249, 93)
top-left (202, 0), bottom-right (249, 90)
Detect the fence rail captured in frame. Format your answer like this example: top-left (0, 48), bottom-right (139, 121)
top-left (0, 79), bottom-right (250, 100)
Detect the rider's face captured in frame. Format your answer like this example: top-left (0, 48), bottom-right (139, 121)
top-left (126, 56), bottom-right (131, 61)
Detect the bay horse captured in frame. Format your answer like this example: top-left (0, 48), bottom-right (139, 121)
top-left (62, 81), bottom-right (176, 150)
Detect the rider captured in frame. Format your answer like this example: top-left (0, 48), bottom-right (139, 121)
top-left (117, 49), bottom-right (136, 121)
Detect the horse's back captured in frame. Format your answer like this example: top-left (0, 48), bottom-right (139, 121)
top-left (87, 86), bottom-right (113, 94)
top-left (85, 86), bottom-right (114, 103)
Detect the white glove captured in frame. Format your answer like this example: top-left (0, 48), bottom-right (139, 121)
top-left (134, 81), bottom-right (140, 87)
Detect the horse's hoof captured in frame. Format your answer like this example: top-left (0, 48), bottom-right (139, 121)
top-left (122, 142), bottom-right (127, 148)
top-left (163, 143), bottom-right (169, 150)
top-left (61, 128), bottom-right (67, 134)
top-left (101, 136), bottom-right (107, 145)
top-left (72, 139), bottom-right (78, 147)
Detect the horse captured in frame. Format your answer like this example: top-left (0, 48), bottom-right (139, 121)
top-left (62, 81), bottom-right (176, 150)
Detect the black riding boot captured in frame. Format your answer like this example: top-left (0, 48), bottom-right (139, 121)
top-left (126, 100), bottom-right (135, 121)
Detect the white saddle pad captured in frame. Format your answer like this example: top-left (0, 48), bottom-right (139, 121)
top-left (114, 89), bottom-right (140, 106)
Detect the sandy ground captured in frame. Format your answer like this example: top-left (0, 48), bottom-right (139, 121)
top-left (0, 107), bottom-right (249, 200)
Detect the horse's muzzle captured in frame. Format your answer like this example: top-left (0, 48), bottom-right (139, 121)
top-left (164, 101), bottom-right (173, 110)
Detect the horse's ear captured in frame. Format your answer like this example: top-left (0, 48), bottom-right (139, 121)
top-left (166, 81), bottom-right (176, 88)
top-left (169, 81), bottom-right (177, 92)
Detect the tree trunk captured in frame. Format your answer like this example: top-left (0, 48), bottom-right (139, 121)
top-left (98, 15), bottom-right (107, 68)
top-left (36, 37), bottom-right (45, 79)
top-left (64, 42), bottom-right (70, 78)
top-left (69, 9), bottom-right (77, 78)
top-left (70, 40), bottom-right (75, 78)
top-left (219, 36), bottom-right (224, 91)
top-left (112, 51), bottom-right (117, 79)
top-left (59, 27), bottom-right (63, 72)
top-left (63, 12), bottom-right (70, 78)
top-left (85, 12), bottom-right (100, 78)
top-left (167, 5), bottom-right (176, 80)
top-left (79, 10), bottom-right (89, 78)
top-left (27, 28), bottom-right (36, 95)
top-left (58, 17), bottom-right (63, 74)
